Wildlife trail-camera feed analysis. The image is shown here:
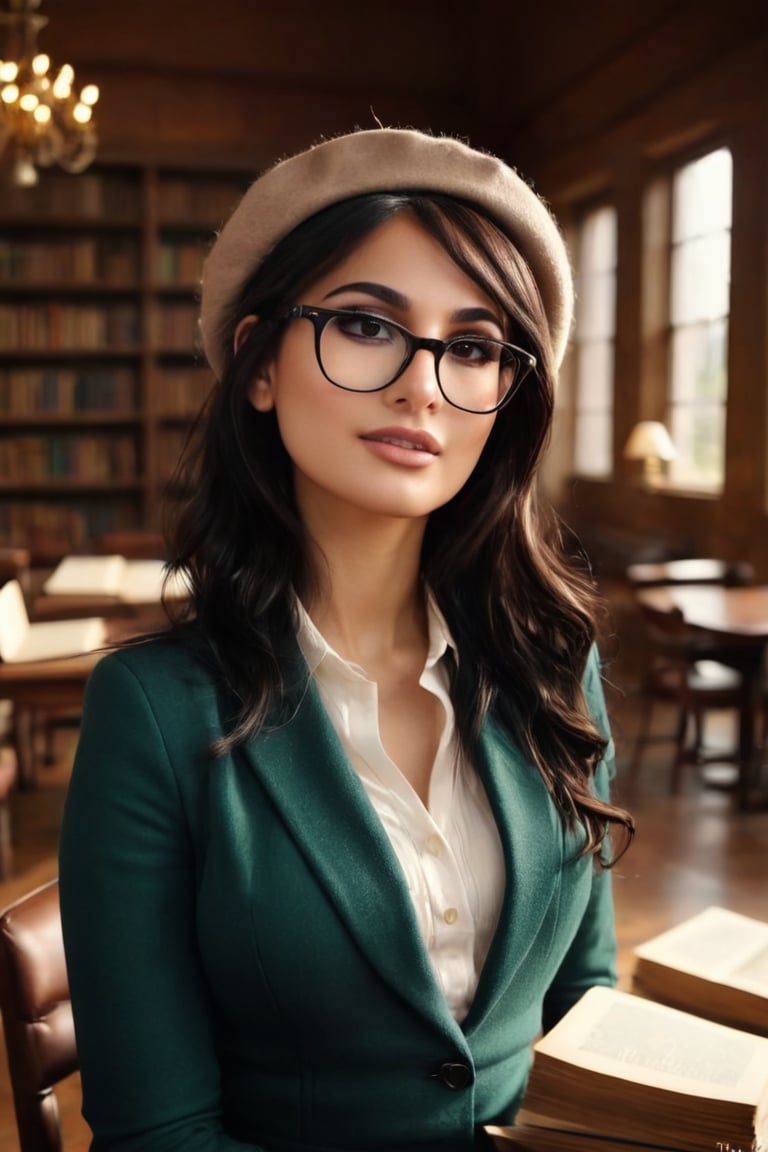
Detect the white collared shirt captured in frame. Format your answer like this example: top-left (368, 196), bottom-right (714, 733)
top-left (295, 598), bottom-right (505, 1023)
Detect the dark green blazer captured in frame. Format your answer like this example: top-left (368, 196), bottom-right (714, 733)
top-left (59, 638), bottom-right (617, 1152)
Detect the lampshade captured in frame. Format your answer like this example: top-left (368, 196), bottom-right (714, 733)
top-left (623, 421), bottom-right (676, 462)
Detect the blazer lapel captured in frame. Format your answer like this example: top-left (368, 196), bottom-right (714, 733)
top-left (241, 671), bottom-right (462, 1040)
top-left (462, 715), bottom-right (564, 1035)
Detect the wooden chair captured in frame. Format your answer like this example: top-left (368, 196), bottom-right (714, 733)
top-left (629, 596), bottom-right (746, 792)
top-left (0, 879), bottom-right (77, 1152)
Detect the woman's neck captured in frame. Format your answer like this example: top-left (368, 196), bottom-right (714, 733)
top-left (302, 514), bottom-right (429, 670)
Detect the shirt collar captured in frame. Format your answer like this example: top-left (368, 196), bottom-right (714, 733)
top-left (295, 591), bottom-right (456, 680)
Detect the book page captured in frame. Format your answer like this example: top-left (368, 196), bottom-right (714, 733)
top-left (12, 616), bottom-right (107, 662)
top-left (0, 578), bottom-right (29, 661)
top-left (43, 555), bottom-right (126, 596)
top-left (120, 561), bottom-right (189, 602)
top-left (635, 907), bottom-right (768, 994)
top-left (534, 987), bottom-right (768, 1103)
top-left (120, 560), bottom-right (167, 602)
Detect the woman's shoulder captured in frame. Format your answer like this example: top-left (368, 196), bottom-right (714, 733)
top-left (91, 630), bottom-right (217, 699)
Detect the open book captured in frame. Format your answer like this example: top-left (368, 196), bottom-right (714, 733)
top-left (487, 985), bottom-right (768, 1152)
top-left (0, 579), bottom-right (106, 663)
top-left (632, 905), bottom-right (768, 1035)
top-left (42, 555), bottom-right (189, 603)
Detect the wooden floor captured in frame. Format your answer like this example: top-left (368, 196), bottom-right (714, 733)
top-left (0, 592), bottom-right (767, 1151)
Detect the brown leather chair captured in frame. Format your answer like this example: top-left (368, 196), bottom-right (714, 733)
top-left (0, 879), bottom-right (77, 1152)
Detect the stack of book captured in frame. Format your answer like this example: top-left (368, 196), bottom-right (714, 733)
top-left (486, 907), bottom-right (768, 1152)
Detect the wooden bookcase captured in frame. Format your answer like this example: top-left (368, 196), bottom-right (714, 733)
top-left (0, 164), bottom-right (249, 562)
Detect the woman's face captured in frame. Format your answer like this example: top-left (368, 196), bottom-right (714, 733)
top-left (243, 212), bottom-right (500, 528)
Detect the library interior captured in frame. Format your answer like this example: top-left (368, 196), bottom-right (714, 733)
top-left (0, 1), bottom-right (767, 1150)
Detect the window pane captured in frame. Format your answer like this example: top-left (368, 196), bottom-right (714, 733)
top-left (667, 148), bottom-right (731, 494)
top-left (577, 341), bottom-right (613, 409)
top-left (580, 207), bottom-right (617, 272)
top-left (668, 403), bottom-right (725, 490)
top-left (673, 149), bottom-right (732, 241)
top-left (575, 411), bottom-right (613, 476)
top-left (575, 270), bottom-right (616, 340)
top-left (671, 232), bottom-right (731, 324)
top-left (572, 204), bottom-right (616, 479)
top-left (670, 321), bottom-right (728, 403)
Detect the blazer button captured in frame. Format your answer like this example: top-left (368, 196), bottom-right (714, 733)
top-left (438, 1061), bottom-right (473, 1090)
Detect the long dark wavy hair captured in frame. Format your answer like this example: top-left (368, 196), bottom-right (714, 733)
top-left (166, 191), bottom-right (633, 864)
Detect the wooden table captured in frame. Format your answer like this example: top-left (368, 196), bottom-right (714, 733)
top-left (0, 603), bottom-right (174, 789)
top-left (636, 583), bottom-right (768, 808)
top-left (0, 650), bottom-right (103, 788)
top-left (32, 593), bottom-right (180, 626)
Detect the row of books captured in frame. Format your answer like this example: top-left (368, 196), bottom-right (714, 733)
top-left (155, 429), bottom-right (190, 479)
top-left (151, 303), bottom-right (200, 350)
top-left (0, 500), bottom-right (139, 550)
top-left (0, 368), bottom-right (138, 414)
top-left (0, 173), bottom-right (141, 220)
top-left (155, 178), bottom-right (246, 226)
top-left (153, 368), bottom-right (211, 415)
top-left (156, 242), bottom-right (207, 285)
top-left (0, 303), bottom-right (141, 349)
top-left (488, 906), bottom-right (768, 1152)
top-left (0, 237), bottom-right (139, 285)
top-left (0, 434), bottom-right (138, 481)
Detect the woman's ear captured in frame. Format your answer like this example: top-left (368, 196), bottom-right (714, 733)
top-left (234, 314), bottom-right (276, 412)
top-left (233, 314), bottom-right (259, 356)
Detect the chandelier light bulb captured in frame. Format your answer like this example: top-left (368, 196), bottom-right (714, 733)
top-left (57, 63), bottom-right (74, 85)
top-left (12, 154), bottom-right (39, 186)
top-left (1, 82), bottom-right (19, 104)
top-left (19, 92), bottom-right (38, 112)
top-left (72, 102), bottom-right (91, 124)
top-left (32, 53), bottom-right (50, 77)
top-left (80, 83), bottom-right (99, 106)
top-left (51, 76), bottom-right (69, 98)
top-left (33, 102), bottom-right (50, 123)
top-left (0, 60), bottom-right (18, 83)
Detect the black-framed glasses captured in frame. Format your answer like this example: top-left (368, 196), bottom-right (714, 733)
top-left (281, 305), bottom-right (537, 415)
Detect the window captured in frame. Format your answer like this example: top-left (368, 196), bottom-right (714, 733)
top-left (572, 206), bottom-right (617, 477)
top-left (667, 148), bottom-right (732, 491)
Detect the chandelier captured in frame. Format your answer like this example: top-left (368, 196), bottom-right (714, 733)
top-left (0, 0), bottom-right (99, 187)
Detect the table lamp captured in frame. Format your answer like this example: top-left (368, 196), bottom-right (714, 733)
top-left (623, 421), bottom-right (676, 489)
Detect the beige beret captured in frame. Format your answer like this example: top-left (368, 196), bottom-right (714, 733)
top-left (200, 128), bottom-right (573, 379)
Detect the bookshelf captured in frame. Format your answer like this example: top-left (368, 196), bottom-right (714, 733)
top-left (0, 164), bottom-right (249, 562)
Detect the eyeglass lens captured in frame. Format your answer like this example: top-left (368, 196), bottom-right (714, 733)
top-left (319, 313), bottom-right (519, 413)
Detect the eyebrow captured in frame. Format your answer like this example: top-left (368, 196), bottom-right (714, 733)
top-left (322, 281), bottom-right (504, 330)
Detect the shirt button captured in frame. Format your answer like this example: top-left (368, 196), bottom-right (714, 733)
top-left (426, 834), bottom-right (443, 856)
top-left (443, 907), bottom-right (458, 925)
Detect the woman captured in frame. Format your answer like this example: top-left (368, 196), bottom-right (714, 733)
top-left (59, 128), bottom-right (633, 1152)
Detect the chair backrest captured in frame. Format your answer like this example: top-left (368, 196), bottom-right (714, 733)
top-left (0, 879), bottom-right (77, 1152)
